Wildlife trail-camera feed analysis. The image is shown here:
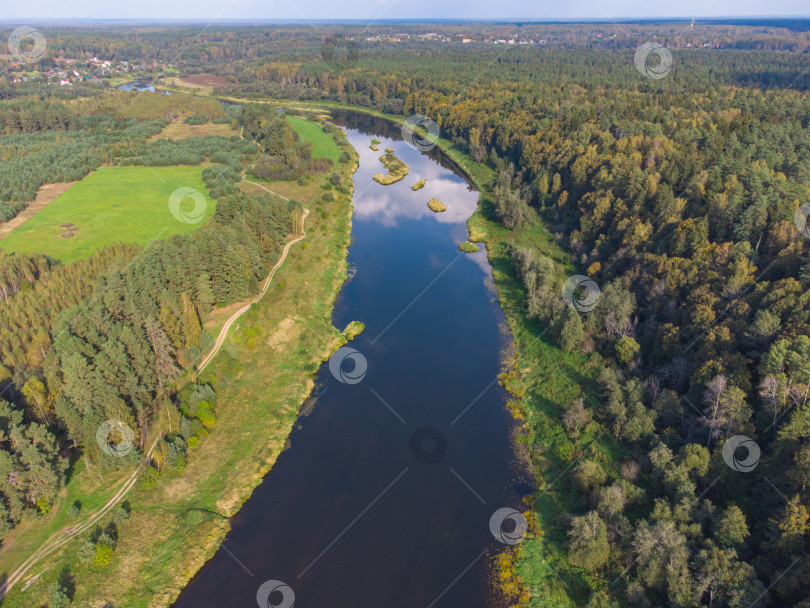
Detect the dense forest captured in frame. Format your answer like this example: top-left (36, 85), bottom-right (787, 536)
top-left (0, 183), bottom-right (294, 534)
top-left (51, 188), bottom-right (293, 459)
top-left (1, 20), bottom-right (809, 608)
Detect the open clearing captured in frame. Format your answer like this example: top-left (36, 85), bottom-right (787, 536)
top-left (242, 176), bottom-right (323, 202)
top-left (286, 115), bottom-right (341, 163)
top-left (159, 74), bottom-right (229, 93)
top-left (151, 120), bottom-right (237, 140)
top-left (178, 74), bottom-right (230, 88)
top-left (0, 166), bottom-right (215, 262)
top-left (0, 181), bottom-right (78, 240)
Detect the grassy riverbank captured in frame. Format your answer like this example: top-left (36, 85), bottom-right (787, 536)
top-left (468, 197), bottom-right (600, 608)
top-left (0, 123), bottom-right (358, 608)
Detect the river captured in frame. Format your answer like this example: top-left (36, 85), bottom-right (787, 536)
top-left (173, 111), bottom-right (531, 608)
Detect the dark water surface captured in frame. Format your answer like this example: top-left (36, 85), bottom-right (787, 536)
top-left (174, 112), bottom-right (531, 608)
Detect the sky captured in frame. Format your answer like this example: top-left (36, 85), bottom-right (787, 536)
top-left (2, 0), bottom-right (808, 21)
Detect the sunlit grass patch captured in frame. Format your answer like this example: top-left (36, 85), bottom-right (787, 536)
top-left (0, 166), bottom-right (214, 262)
top-left (286, 115), bottom-right (340, 163)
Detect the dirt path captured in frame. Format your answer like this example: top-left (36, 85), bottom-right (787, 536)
top-left (0, 207), bottom-right (309, 598)
top-left (197, 206), bottom-right (308, 373)
top-left (0, 436), bottom-right (160, 599)
top-left (238, 177), bottom-right (291, 201)
top-left (0, 181), bottom-right (77, 240)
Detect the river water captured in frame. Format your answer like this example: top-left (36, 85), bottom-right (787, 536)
top-left (173, 111), bottom-right (530, 608)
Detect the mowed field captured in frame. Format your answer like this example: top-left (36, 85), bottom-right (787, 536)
top-left (0, 166), bottom-right (215, 262)
top-left (286, 115), bottom-right (341, 163)
top-left (151, 120), bottom-right (236, 140)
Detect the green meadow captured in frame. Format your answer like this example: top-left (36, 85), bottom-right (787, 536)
top-left (0, 166), bottom-right (215, 262)
top-left (286, 115), bottom-right (341, 163)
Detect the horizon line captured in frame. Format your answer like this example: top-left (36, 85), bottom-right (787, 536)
top-left (1, 15), bottom-right (809, 25)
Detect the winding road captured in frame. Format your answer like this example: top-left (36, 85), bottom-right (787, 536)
top-left (0, 206), bottom-right (310, 599)
top-left (197, 206), bottom-right (308, 373)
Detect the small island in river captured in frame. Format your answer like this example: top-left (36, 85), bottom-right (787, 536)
top-left (373, 151), bottom-right (410, 185)
top-left (427, 198), bottom-right (446, 212)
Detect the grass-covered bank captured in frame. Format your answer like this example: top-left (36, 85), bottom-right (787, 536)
top-left (0, 125), bottom-right (359, 608)
top-left (469, 198), bottom-right (613, 608)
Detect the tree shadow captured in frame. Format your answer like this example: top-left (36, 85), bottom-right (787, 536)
top-left (58, 565), bottom-right (75, 601)
top-left (63, 445), bottom-right (83, 487)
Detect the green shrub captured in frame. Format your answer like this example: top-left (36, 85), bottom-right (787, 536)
top-left (66, 502), bottom-right (81, 520)
top-left (197, 408), bottom-right (216, 429)
top-left (36, 496), bottom-right (51, 515)
top-left (77, 540), bottom-right (95, 564)
top-left (114, 503), bottom-right (131, 524)
top-left (183, 115), bottom-right (209, 125)
top-left (94, 543), bottom-right (114, 567)
top-left (47, 584), bottom-right (71, 608)
top-left (138, 466), bottom-right (159, 490)
top-left (615, 335), bottom-right (640, 364)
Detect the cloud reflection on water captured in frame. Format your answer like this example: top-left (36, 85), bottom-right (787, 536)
top-left (349, 133), bottom-right (479, 229)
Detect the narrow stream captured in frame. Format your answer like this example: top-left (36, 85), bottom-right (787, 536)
top-left (174, 111), bottom-right (531, 608)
